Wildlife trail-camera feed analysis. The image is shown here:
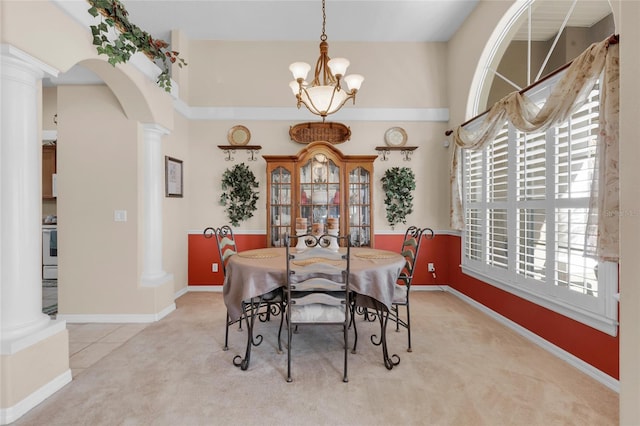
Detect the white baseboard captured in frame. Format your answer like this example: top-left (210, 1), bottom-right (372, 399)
top-left (57, 303), bottom-right (176, 324)
top-left (186, 285), bottom-right (223, 292)
top-left (175, 286), bottom-right (189, 299)
top-left (0, 369), bottom-right (72, 425)
top-left (411, 285), bottom-right (449, 292)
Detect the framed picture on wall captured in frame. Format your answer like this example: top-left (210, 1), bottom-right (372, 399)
top-left (165, 156), bottom-right (183, 197)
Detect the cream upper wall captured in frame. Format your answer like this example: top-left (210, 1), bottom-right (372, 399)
top-left (1, 1), bottom-right (96, 74)
top-left (187, 40), bottom-right (448, 108)
top-left (186, 40), bottom-right (452, 231)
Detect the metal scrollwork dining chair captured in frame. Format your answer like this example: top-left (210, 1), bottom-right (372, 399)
top-left (204, 225), bottom-right (284, 358)
top-left (284, 232), bottom-right (351, 383)
top-left (390, 226), bottom-right (434, 352)
top-left (204, 225), bottom-right (239, 351)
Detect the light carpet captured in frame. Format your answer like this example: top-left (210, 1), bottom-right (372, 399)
top-left (15, 291), bottom-right (618, 425)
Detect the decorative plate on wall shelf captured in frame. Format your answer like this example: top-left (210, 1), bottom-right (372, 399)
top-left (384, 127), bottom-right (408, 147)
top-left (227, 125), bottom-right (251, 146)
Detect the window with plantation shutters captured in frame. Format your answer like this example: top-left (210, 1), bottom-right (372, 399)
top-left (461, 75), bottom-right (618, 336)
top-left (464, 146), bottom-right (483, 262)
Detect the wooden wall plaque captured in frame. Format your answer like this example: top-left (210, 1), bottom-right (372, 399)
top-left (289, 122), bottom-right (351, 144)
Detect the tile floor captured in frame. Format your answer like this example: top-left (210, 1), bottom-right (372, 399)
top-left (67, 323), bottom-right (149, 377)
top-left (41, 282), bottom-right (148, 377)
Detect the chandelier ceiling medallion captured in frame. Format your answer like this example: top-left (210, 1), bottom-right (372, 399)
top-left (289, 0), bottom-right (364, 121)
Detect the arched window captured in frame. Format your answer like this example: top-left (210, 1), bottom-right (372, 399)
top-left (459, 0), bottom-right (618, 336)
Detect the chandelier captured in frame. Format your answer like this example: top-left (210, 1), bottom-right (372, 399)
top-left (288, 0), bottom-right (364, 121)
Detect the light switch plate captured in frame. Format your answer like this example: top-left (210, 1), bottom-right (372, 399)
top-left (114, 210), bottom-right (127, 222)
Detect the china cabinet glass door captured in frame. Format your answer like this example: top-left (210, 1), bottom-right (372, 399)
top-left (348, 166), bottom-right (371, 246)
top-left (299, 154), bottom-right (341, 232)
top-left (270, 166), bottom-right (292, 246)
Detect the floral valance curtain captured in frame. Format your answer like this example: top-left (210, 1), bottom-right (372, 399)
top-left (450, 35), bottom-right (619, 261)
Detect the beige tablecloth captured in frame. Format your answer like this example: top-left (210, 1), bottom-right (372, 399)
top-left (223, 247), bottom-right (405, 321)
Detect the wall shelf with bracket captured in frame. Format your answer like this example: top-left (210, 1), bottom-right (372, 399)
top-left (375, 146), bottom-right (418, 161)
top-left (217, 145), bottom-right (262, 161)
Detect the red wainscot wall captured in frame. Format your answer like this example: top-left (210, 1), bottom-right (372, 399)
top-left (187, 231), bottom-right (619, 379)
top-left (188, 232), bottom-right (267, 285)
top-left (372, 233), bottom-right (447, 286)
top-left (188, 231), bottom-right (447, 287)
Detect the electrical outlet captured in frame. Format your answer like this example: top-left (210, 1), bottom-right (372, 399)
top-left (428, 263), bottom-right (435, 272)
top-left (212, 263), bottom-right (219, 273)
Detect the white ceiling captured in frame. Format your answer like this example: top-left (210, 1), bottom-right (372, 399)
top-left (121, 0), bottom-right (480, 43)
top-left (104, 0), bottom-right (614, 44)
top-left (46, 0), bottom-right (614, 86)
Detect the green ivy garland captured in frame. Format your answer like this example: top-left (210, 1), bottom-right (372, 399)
top-left (87, 0), bottom-right (187, 92)
top-left (220, 163), bottom-right (260, 226)
top-left (381, 166), bottom-right (416, 228)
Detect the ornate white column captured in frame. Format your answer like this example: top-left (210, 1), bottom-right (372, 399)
top-left (0, 46), bottom-right (54, 343)
top-left (140, 123), bottom-right (172, 286)
top-left (1, 46), bottom-right (70, 424)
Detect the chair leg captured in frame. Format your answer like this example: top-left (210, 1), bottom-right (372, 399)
top-left (394, 304), bottom-right (400, 332)
top-left (286, 310), bottom-right (293, 382)
top-left (343, 323), bottom-right (349, 383)
top-left (223, 311), bottom-right (230, 351)
top-left (277, 299), bottom-right (285, 354)
top-left (350, 303), bottom-right (358, 354)
top-left (370, 305), bottom-right (401, 370)
top-left (406, 302), bottom-right (412, 352)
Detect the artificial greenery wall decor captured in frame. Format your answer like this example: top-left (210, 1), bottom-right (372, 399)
top-left (381, 167), bottom-right (416, 228)
top-left (220, 163), bottom-right (260, 226)
top-left (87, 0), bottom-right (187, 92)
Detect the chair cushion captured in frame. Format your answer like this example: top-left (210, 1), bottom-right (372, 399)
top-left (290, 304), bottom-right (345, 323)
top-left (392, 284), bottom-right (408, 304)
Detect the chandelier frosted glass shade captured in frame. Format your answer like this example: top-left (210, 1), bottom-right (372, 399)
top-left (327, 57), bottom-right (349, 76)
top-left (289, 62), bottom-right (311, 81)
top-left (301, 85), bottom-right (349, 117)
top-left (344, 74), bottom-right (364, 91)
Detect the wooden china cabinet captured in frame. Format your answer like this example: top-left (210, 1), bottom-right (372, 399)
top-left (264, 141), bottom-right (377, 247)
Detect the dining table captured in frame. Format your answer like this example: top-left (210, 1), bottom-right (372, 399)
top-left (223, 246), bottom-right (406, 371)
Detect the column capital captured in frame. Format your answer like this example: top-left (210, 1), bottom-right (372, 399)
top-left (142, 123), bottom-right (170, 137)
top-left (1, 44), bottom-right (59, 80)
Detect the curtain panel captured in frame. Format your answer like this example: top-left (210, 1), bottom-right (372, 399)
top-left (449, 35), bottom-right (619, 261)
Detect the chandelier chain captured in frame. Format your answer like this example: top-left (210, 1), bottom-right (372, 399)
top-left (320, 0), bottom-right (327, 42)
